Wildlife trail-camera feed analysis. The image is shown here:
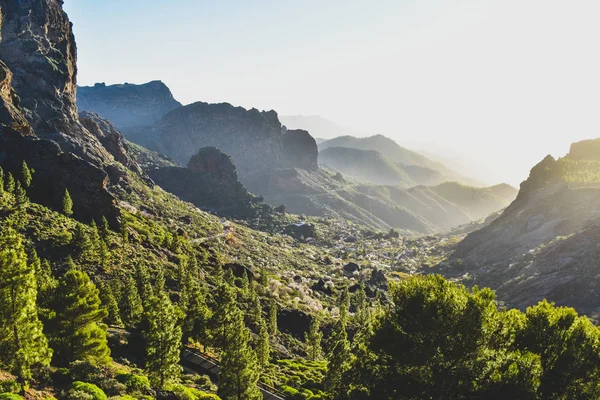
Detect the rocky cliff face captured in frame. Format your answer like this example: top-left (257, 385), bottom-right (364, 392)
top-left (79, 111), bottom-right (144, 176)
top-left (443, 141), bottom-right (600, 316)
top-left (77, 81), bottom-right (182, 130)
top-left (0, 0), bottom-right (122, 225)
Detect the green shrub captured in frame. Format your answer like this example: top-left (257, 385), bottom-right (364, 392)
top-left (197, 394), bottom-right (220, 400)
top-left (0, 381), bottom-right (19, 394)
top-left (117, 374), bottom-right (150, 392)
top-left (0, 394), bottom-right (24, 400)
top-left (69, 382), bottom-right (107, 400)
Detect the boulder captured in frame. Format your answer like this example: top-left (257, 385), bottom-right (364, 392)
top-left (343, 262), bottom-right (361, 275)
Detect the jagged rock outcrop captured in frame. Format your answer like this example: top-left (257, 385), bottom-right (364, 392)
top-left (282, 129), bottom-right (318, 171)
top-left (148, 147), bottom-right (259, 217)
top-left (187, 147), bottom-right (238, 181)
top-left (77, 81), bottom-right (182, 129)
top-left (79, 111), bottom-right (143, 175)
top-left (0, 0), bottom-right (121, 225)
top-left (443, 141), bottom-right (600, 316)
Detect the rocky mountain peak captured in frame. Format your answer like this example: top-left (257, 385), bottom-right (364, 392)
top-left (77, 80), bottom-right (183, 129)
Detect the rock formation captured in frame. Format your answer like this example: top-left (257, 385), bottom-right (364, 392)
top-left (78, 81), bottom-right (182, 130)
top-left (0, 0), bottom-right (123, 225)
top-left (147, 147), bottom-right (260, 218)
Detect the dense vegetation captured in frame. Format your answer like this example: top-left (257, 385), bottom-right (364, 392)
top-left (2, 162), bottom-right (600, 400)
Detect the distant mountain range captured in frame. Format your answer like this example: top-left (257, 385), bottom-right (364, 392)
top-left (78, 81), bottom-right (515, 234)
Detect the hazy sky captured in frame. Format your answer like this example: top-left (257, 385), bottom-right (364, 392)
top-left (64, 0), bottom-right (600, 186)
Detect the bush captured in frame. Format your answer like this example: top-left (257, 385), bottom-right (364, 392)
top-left (0, 394), bottom-right (23, 400)
top-left (117, 374), bottom-right (151, 393)
top-left (69, 382), bottom-right (108, 400)
top-left (0, 381), bottom-right (19, 394)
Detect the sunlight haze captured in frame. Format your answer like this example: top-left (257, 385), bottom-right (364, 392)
top-left (64, 0), bottom-right (600, 186)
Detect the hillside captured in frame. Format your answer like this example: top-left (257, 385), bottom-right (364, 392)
top-left (441, 139), bottom-right (600, 316)
top-left (319, 135), bottom-right (481, 186)
top-left (318, 147), bottom-right (414, 187)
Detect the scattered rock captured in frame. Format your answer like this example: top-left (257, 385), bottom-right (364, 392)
top-left (343, 262), bottom-right (361, 275)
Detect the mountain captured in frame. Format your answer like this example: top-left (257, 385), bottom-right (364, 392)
top-left (280, 115), bottom-right (357, 139)
top-left (77, 81), bottom-right (182, 129)
top-left (253, 167), bottom-right (516, 233)
top-left (442, 139), bottom-right (600, 316)
top-left (319, 135), bottom-right (482, 186)
top-left (125, 102), bottom-right (319, 182)
top-left (319, 147), bottom-right (414, 187)
top-left (76, 82), bottom-right (513, 233)
top-left (0, 0), bottom-right (143, 226)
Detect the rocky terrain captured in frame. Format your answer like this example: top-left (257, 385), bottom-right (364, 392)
top-left (442, 140), bottom-right (600, 316)
top-left (0, 0), bottom-right (135, 225)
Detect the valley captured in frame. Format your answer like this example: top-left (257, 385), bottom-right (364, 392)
top-left (0, 1), bottom-right (599, 400)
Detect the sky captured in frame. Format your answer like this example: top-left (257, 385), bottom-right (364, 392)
top-left (64, 0), bottom-right (600, 186)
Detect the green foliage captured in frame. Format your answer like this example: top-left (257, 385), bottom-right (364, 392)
top-left (342, 275), bottom-right (547, 399)
top-left (181, 270), bottom-right (211, 348)
top-left (217, 305), bottom-right (261, 400)
top-left (0, 228), bottom-right (52, 389)
top-left (256, 310), bottom-right (270, 368)
top-left (305, 316), bottom-right (323, 361)
top-left (119, 274), bottom-right (143, 329)
top-left (268, 299), bottom-right (278, 336)
top-left (0, 394), bottom-right (23, 400)
top-left (98, 281), bottom-right (123, 327)
top-left (63, 189), bottom-right (73, 217)
top-left (116, 373), bottom-right (151, 393)
top-left (324, 306), bottom-right (350, 397)
top-left (20, 161), bottom-right (32, 189)
top-left (144, 288), bottom-right (183, 389)
top-left (69, 381), bottom-right (108, 400)
top-left (49, 267), bottom-right (111, 367)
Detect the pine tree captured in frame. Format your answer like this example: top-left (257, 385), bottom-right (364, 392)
top-left (256, 313), bottom-right (270, 368)
top-left (62, 189), bottom-right (73, 217)
top-left (73, 224), bottom-right (93, 262)
top-left (5, 172), bottom-right (15, 194)
top-left (99, 239), bottom-right (111, 269)
top-left (14, 181), bottom-right (27, 206)
top-left (98, 281), bottom-right (123, 327)
top-left (305, 315), bottom-right (323, 361)
top-left (50, 266), bottom-right (111, 367)
top-left (100, 216), bottom-right (111, 241)
top-left (181, 272), bottom-right (211, 349)
top-left (324, 305), bottom-right (350, 397)
top-left (224, 268), bottom-right (236, 287)
top-left (144, 290), bottom-right (183, 389)
top-left (134, 262), bottom-right (153, 310)
top-left (217, 307), bottom-right (262, 400)
top-left (28, 250), bottom-right (56, 319)
top-left (0, 229), bottom-right (52, 390)
top-left (354, 281), bottom-right (369, 326)
top-left (90, 221), bottom-right (101, 261)
top-left (20, 161), bottom-right (32, 189)
top-left (120, 274), bottom-right (144, 329)
top-left (268, 298), bottom-right (278, 336)
top-left (209, 283), bottom-right (238, 350)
